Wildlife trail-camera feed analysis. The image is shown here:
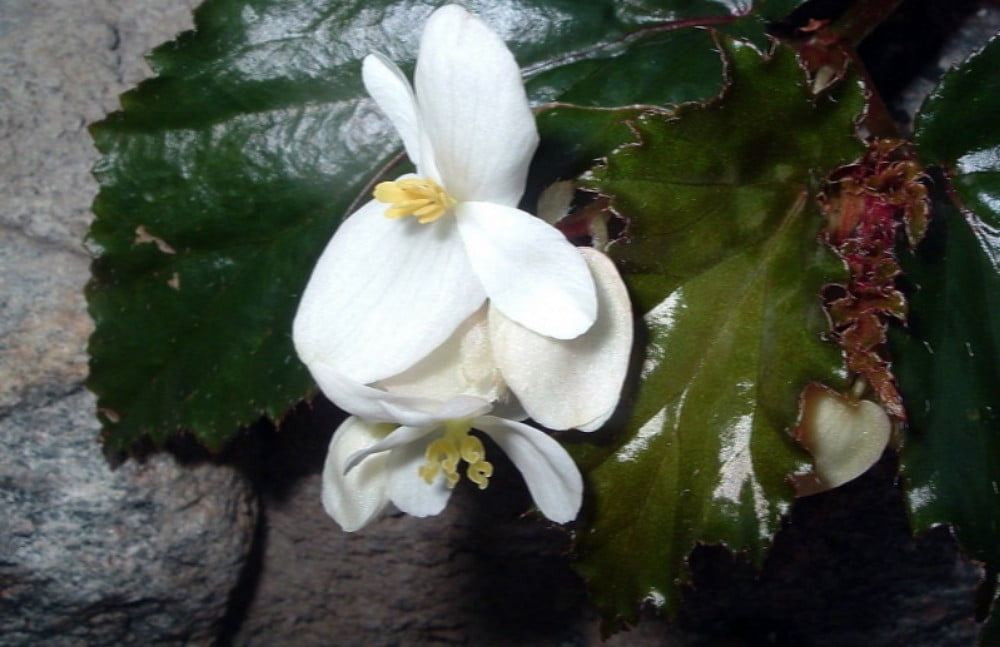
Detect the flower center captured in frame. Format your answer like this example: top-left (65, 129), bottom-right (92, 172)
top-left (373, 178), bottom-right (456, 224)
top-left (418, 420), bottom-right (493, 490)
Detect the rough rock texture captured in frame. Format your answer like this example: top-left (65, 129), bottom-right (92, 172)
top-left (0, 227), bottom-right (93, 413)
top-left (0, 0), bottom-right (195, 410)
top-left (0, 1), bottom-right (256, 645)
top-left (0, 389), bottom-right (256, 646)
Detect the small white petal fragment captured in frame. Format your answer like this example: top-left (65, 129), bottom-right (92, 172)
top-left (475, 416), bottom-right (583, 523)
top-left (362, 52), bottom-right (423, 166)
top-left (490, 248), bottom-right (632, 431)
top-left (293, 198), bottom-right (485, 384)
top-left (457, 201), bottom-right (597, 340)
top-left (536, 181), bottom-right (576, 225)
top-left (322, 417), bottom-right (393, 532)
top-left (414, 5), bottom-right (537, 206)
top-left (791, 383), bottom-right (892, 496)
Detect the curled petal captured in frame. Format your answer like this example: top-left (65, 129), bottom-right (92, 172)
top-left (344, 424), bottom-right (438, 474)
top-left (322, 417), bottom-right (393, 531)
top-left (362, 53), bottom-right (422, 166)
top-left (386, 433), bottom-right (454, 517)
top-left (474, 415), bottom-right (583, 523)
top-left (456, 201), bottom-right (597, 340)
top-left (293, 198), bottom-right (485, 384)
top-left (414, 5), bottom-right (537, 205)
top-left (307, 361), bottom-right (492, 428)
top-left (490, 248), bottom-right (633, 430)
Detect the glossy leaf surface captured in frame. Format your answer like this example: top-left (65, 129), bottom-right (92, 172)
top-left (573, 38), bottom-right (865, 624)
top-left (89, 0), bottom-right (787, 449)
top-left (896, 32), bottom-right (1000, 636)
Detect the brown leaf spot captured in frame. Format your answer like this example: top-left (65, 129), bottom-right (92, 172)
top-left (134, 225), bottom-right (177, 254)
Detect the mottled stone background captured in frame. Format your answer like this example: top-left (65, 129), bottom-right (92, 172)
top-left (0, 1), bottom-right (995, 645)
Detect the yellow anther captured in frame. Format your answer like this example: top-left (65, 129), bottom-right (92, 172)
top-left (418, 420), bottom-right (493, 490)
top-left (466, 458), bottom-right (493, 490)
top-left (458, 432), bottom-right (492, 490)
top-left (374, 178), bottom-right (456, 224)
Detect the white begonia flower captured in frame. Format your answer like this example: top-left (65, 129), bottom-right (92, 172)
top-left (315, 248), bottom-right (634, 531)
top-left (314, 312), bottom-right (581, 531)
top-left (292, 4), bottom-right (598, 386)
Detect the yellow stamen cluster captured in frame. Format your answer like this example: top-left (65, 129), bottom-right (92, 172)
top-left (419, 420), bottom-right (494, 490)
top-left (374, 178), bottom-right (456, 224)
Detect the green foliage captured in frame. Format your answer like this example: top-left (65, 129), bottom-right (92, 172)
top-left (527, 28), bottom-right (725, 108)
top-left (894, 33), bottom-right (1000, 640)
top-left (572, 38), bottom-right (865, 624)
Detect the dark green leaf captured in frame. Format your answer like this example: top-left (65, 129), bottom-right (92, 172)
top-left (891, 194), bottom-right (1000, 644)
top-left (572, 36), bottom-right (866, 625)
top-left (527, 28), bottom-right (725, 108)
top-left (898, 33), bottom-right (1000, 639)
top-left (528, 28), bottom-right (726, 189)
top-left (915, 33), bottom-right (1000, 168)
top-left (88, 0), bottom-right (774, 449)
top-left (891, 197), bottom-right (1000, 563)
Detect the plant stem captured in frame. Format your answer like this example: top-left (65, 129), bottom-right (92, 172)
top-left (846, 48), bottom-right (901, 139)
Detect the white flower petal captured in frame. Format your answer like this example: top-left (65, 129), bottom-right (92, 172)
top-left (386, 433), bottom-right (454, 517)
top-left (575, 411), bottom-right (613, 434)
top-left (489, 392), bottom-right (529, 422)
top-left (306, 360), bottom-right (439, 423)
top-left (292, 197), bottom-right (486, 384)
top-left (432, 395), bottom-right (495, 422)
top-left (344, 423), bottom-right (437, 474)
top-left (378, 307), bottom-right (502, 402)
top-left (306, 361), bottom-right (492, 428)
top-left (474, 415), bottom-right (583, 523)
top-left (414, 5), bottom-right (537, 206)
top-left (362, 53), bottom-right (422, 165)
top-left (321, 417), bottom-right (393, 532)
top-left (456, 201), bottom-right (597, 339)
top-left (490, 247), bottom-right (632, 430)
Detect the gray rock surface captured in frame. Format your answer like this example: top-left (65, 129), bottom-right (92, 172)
top-left (0, 389), bottom-right (256, 646)
top-left (0, 0), bottom-right (194, 409)
top-left (1, 2), bottom-right (256, 645)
